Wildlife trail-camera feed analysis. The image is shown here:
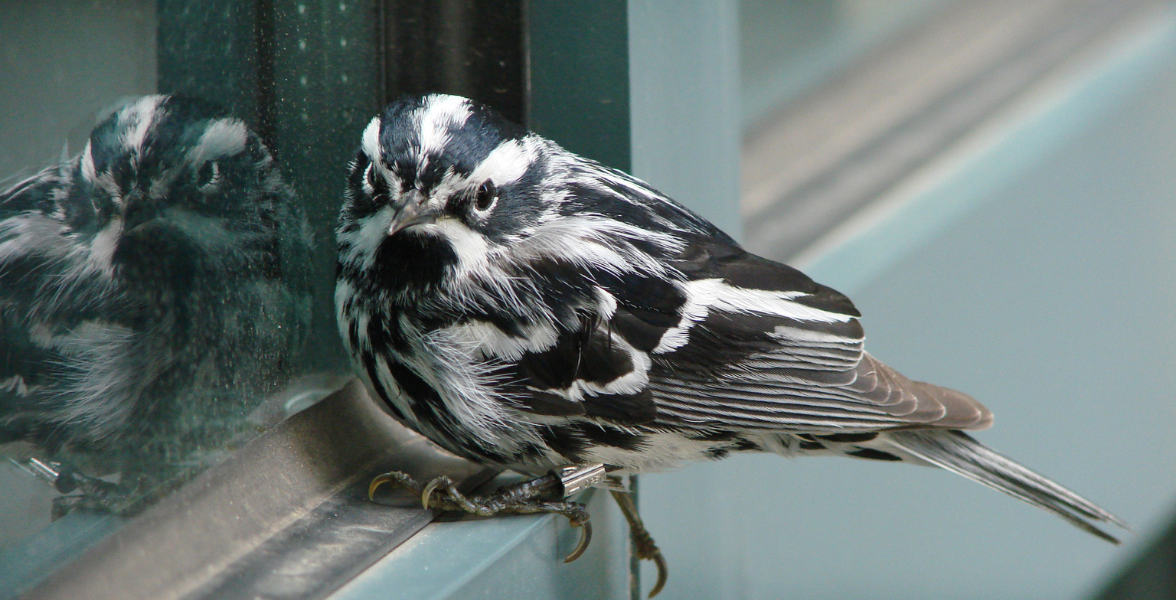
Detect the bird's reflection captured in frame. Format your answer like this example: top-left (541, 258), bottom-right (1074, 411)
top-left (0, 95), bottom-right (313, 517)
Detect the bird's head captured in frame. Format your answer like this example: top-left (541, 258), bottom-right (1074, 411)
top-left (337, 94), bottom-right (556, 298)
top-left (68, 95), bottom-right (290, 285)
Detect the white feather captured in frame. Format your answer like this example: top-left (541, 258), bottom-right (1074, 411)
top-left (442, 319), bottom-right (559, 362)
top-left (417, 95), bottom-right (471, 164)
top-left (468, 138), bottom-right (539, 187)
top-left (189, 119), bottom-right (248, 163)
top-left (338, 204), bottom-right (396, 272)
top-left (361, 117), bottom-right (382, 164)
top-left (88, 216), bottom-right (123, 277)
top-left (654, 279), bottom-right (856, 355)
top-left (119, 95), bottom-right (166, 156)
top-left (80, 141), bottom-right (97, 184)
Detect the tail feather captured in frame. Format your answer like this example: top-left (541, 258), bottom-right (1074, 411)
top-left (884, 430), bottom-right (1128, 544)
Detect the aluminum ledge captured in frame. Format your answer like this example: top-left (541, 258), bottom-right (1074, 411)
top-left (22, 380), bottom-right (488, 600)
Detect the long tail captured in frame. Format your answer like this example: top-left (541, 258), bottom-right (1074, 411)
top-left (884, 430), bottom-right (1129, 544)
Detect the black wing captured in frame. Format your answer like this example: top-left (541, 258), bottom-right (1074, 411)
top-left (500, 236), bottom-right (990, 432)
top-left (639, 238), bottom-right (991, 432)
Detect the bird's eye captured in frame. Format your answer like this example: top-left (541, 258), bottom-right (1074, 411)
top-left (474, 181), bottom-right (497, 212)
top-left (195, 161), bottom-right (220, 191)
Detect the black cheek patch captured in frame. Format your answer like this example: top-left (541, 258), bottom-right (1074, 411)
top-left (344, 154), bottom-right (383, 221)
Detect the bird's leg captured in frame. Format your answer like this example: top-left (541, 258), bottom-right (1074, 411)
top-left (369, 464), bottom-right (607, 561)
top-left (610, 489), bottom-right (669, 598)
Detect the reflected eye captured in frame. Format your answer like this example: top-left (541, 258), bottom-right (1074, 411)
top-left (474, 181), bottom-right (496, 212)
top-left (195, 161), bottom-right (220, 192)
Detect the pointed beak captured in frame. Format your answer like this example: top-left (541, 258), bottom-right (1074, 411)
top-left (389, 189), bottom-right (438, 236)
top-left (121, 189), bottom-right (155, 230)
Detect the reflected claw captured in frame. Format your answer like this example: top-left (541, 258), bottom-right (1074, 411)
top-left (564, 517), bottom-right (593, 563)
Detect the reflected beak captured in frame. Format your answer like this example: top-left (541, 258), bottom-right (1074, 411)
top-left (121, 189), bottom-right (155, 231)
top-left (389, 189), bottom-right (438, 236)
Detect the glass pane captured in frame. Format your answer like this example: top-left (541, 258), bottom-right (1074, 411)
top-left (0, 1), bottom-right (373, 593)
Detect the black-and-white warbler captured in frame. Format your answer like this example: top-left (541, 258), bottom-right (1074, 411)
top-left (336, 94), bottom-right (1125, 594)
top-left (0, 95), bottom-right (313, 511)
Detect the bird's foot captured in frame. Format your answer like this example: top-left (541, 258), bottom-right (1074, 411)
top-left (611, 489), bottom-right (669, 598)
top-left (369, 464), bottom-right (608, 562)
top-left (20, 458), bottom-right (126, 519)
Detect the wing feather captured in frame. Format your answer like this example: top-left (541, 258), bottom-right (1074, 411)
top-left (619, 240), bottom-right (992, 432)
top-left (481, 235), bottom-right (991, 433)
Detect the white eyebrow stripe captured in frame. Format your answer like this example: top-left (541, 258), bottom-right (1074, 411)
top-left (361, 117), bottom-right (401, 194)
top-left (80, 141), bottom-right (97, 184)
top-left (362, 116), bottom-right (382, 162)
top-left (469, 138), bottom-right (537, 187)
top-left (189, 119), bottom-right (248, 162)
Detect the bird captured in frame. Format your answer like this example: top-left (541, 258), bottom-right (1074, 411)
top-left (336, 93), bottom-right (1126, 596)
top-left (0, 95), bottom-right (313, 513)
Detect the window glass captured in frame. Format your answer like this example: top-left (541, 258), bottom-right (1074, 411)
top-left (0, 2), bottom-right (373, 592)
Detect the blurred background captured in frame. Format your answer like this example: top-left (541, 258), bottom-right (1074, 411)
top-left (643, 1), bottom-right (1176, 599)
top-left (1, 0), bottom-right (1174, 598)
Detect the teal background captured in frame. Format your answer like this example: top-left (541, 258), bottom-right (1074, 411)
top-left (640, 11), bottom-right (1176, 599)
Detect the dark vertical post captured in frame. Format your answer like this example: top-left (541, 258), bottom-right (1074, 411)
top-left (525, 0), bottom-right (630, 171)
top-left (382, 0), bottom-right (525, 122)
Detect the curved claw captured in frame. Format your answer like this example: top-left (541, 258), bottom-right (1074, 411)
top-left (563, 518), bottom-right (593, 563)
top-left (367, 473), bottom-right (397, 501)
top-left (421, 478), bottom-right (446, 510)
top-left (648, 551), bottom-right (669, 598)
